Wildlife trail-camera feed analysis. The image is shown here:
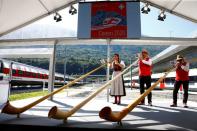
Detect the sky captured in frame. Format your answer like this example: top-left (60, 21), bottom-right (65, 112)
top-left (1, 2), bottom-right (197, 39)
top-left (140, 4), bottom-right (197, 38)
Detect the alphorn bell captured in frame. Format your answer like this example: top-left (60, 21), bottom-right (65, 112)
top-left (48, 106), bottom-right (71, 120)
top-left (1, 62), bottom-right (106, 117)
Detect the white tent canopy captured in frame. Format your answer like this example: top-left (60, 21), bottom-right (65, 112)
top-left (0, 37), bottom-right (196, 46)
top-left (0, 0), bottom-right (196, 37)
top-left (141, 0), bottom-right (197, 23)
top-left (0, 0), bottom-right (80, 36)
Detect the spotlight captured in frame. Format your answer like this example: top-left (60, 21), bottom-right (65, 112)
top-left (69, 5), bottom-right (77, 15)
top-left (158, 10), bottom-right (166, 21)
top-left (141, 3), bottom-right (150, 14)
top-left (54, 12), bottom-right (62, 22)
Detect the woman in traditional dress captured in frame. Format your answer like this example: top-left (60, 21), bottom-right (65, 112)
top-left (110, 53), bottom-right (126, 105)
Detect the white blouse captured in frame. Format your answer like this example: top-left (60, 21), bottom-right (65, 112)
top-left (111, 60), bottom-right (125, 69)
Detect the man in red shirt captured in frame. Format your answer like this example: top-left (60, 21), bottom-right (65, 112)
top-left (170, 55), bottom-right (189, 108)
top-left (138, 49), bottom-right (152, 106)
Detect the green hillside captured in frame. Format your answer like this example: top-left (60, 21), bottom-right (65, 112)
top-left (7, 45), bottom-right (169, 75)
top-left (55, 45), bottom-right (168, 75)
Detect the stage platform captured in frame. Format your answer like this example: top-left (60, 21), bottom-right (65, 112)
top-left (0, 86), bottom-right (197, 130)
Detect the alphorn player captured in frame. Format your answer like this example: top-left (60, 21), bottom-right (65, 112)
top-left (170, 55), bottom-right (189, 108)
top-left (109, 53), bottom-right (126, 105)
top-left (137, 49), bottom-right (153, 106)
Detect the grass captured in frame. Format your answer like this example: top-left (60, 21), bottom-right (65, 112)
top-left (8, 86), bottom-right (78, 101)
top-left (9, 90), bottom-right (49, 101)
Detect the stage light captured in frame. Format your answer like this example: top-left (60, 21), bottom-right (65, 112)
top-left (54, 12), bottom-right (62, 22)
top-left (69, 5), bottom-right (77, 15)
top-left (158, 10), bottom-right (166, 21)
top-left (141, 3), bottom-right (150, 14)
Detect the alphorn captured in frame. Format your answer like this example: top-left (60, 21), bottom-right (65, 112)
top-left (1, 63), bottom-right (106, 118)
top-left (99, 68), bottom-right (174, 124)
top-left (99, 57), bottom-right (197, 124)
top-left (48, 63), bottom-right (136, 123)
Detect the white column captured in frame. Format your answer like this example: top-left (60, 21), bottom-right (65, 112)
top-left (64, 47), bottom-right (67, 85)
top-left (9, 62), bottom-right (13, 81)
top-left (106, 39), bottom-right (111, 102)
top-left (64, 58), bottom-right (67, 85)
top-left (48, 40), bottom-right (57, 100)
top-left (8, 62), bottom-right (13, 100)
top-left (43, 81), bottom-right (45, 92)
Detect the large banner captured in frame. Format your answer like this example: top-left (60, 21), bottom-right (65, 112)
top-left (78, 1), bottom-right (141, 39)
top-left (91, 2), bottom-right (127, 38)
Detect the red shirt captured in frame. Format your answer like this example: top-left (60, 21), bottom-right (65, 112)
top-left (139, 58), bottom-right (152, 76)
top-left (176, 62), bottom-right (189, 81)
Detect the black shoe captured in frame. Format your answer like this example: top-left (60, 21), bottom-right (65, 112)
top-left (170, 104), bottom-right (177, 107)
top-left (183, 103), bottom-right (188, 108)
top-left (148, 102), bottom-right (152, 106)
